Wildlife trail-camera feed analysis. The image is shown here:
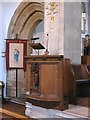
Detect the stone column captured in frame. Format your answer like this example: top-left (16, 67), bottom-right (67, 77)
top-left (44, 1), bottom-right (81, 64)
top-left (88, 3), bottom-right (90, 34)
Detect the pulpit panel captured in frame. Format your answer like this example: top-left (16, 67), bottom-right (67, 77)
top-left (40, 62), bottom-right (59, 98)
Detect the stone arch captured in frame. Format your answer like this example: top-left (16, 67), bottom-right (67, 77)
top-left (7, 2), bottom-right (44, 54)
top-left (6, 2), bottom-right (44, 97)
top-left (7, 2), bottom-right (44, 40)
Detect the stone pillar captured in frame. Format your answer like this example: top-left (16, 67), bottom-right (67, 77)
top-left (64, 2), bottom-right (81, 64)
top-left (44, 2), bottom-right (81, 64)
top-left (88, 3), bottom-right (90, 34)
top-left (44, 2), bottom-right (64, 55)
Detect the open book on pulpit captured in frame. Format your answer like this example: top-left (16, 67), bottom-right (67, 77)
top-left (29, 37), bottom-right (45, 55)
top-left (29, 43), bottom-right (45, 55)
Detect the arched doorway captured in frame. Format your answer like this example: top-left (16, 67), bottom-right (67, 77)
top-left (6, 2), bottom-right (44, 97)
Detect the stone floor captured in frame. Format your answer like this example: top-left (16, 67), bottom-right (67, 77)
top-left (25, 101), bottom-right (89, 119)
top-left (64, 104), bottom-right (90, 118)
top-left (0, 97), bottom-right (90, 119)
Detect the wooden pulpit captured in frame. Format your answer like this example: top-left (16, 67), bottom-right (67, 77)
top-left (24, 55), bottom-right (74, 110)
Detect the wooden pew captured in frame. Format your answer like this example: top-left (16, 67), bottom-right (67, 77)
top-left (87, 65), bottom-right (90, 73)
top-left (62, 59), bottom-right (76, 104)
top-left (71, 64), bottom-right (90, 98)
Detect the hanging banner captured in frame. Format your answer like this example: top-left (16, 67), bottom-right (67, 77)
top-left (6, 39), bottom-right (27, 71)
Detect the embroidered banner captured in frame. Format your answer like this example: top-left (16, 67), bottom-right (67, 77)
top-left (6, 39), bottom-right (27, 71)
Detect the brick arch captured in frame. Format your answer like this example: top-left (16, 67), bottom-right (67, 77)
top-left (7, 2), bottom-right (44, 40)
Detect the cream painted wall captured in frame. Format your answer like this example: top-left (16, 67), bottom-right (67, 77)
top-left (0, 1), bottom-right (21, 95)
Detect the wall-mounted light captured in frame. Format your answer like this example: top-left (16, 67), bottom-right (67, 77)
top-left (81, 12), bottom-right (86, 34)
top-left (81, 2), bottom-right (86, 34)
